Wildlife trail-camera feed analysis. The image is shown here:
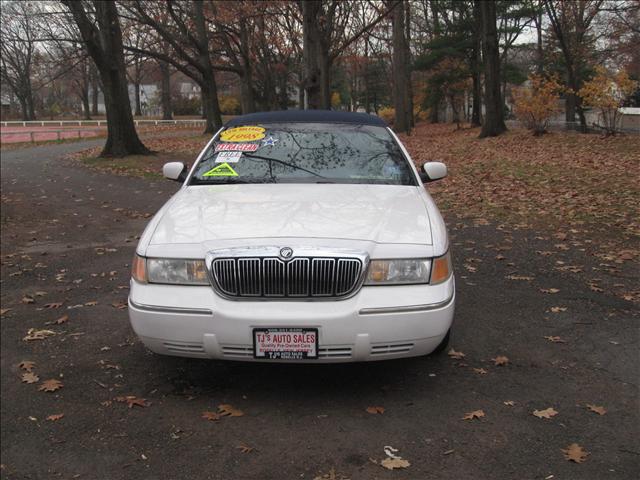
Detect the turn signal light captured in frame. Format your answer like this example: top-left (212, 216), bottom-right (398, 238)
top-left (131, 254), bottom-right (147, 283)
top-left (430, 251), bottom-right (452, 284)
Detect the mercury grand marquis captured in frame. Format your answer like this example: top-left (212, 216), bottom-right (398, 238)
top-left (128, 110), bottom-right (454, 362)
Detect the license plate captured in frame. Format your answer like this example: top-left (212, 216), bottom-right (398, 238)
top-left (253, 328), bottom-right (318, 360)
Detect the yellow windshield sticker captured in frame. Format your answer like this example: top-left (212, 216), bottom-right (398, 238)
top-left (203, 162), bottom-right (238, 177)
top-left (220, 126), bottom-right (265, 142)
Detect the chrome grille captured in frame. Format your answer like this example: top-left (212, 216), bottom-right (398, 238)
top-left (210, 255), bottom-right (363, 299)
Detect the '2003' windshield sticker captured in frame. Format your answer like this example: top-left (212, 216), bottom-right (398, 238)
top-left (219, 126), bottom-right (265, 142)
top-left (215, 143), bottom-right (259, 152)
top-left (261, 136), bottom-right (278, 147)
top-left (202, 162), bottom-right (238, 177)
top-left (215, 151), bottom-right (242, 163)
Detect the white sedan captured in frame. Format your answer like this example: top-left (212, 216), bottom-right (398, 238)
top-left (128, 110), bottom-right (454, 362)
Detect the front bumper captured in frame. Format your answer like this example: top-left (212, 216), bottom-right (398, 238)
top-left (128, 276), bottom-right (455, 363)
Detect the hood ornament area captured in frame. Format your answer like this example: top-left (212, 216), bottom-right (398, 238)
top-left (279, 247), bottom-right (293, 260)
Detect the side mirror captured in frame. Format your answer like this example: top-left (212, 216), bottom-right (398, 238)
top-left (420, 162), bottom-right (447, 182)
top-left (163, 162), bottom-right (188, 182)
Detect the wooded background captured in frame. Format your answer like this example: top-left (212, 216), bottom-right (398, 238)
top-left (1, 1), bottom-right (638, 156)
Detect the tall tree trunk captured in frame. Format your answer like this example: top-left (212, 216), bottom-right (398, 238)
top-left (239, 71), bottom-right (256, 114)
top-left (19, 96), bottom-right (28, 121)
top-left (429, 0), bottom-right (440, 123)
top-left (91, 70), bottom-right (99, 116)
top-left (200, 76), bottom-right (222, 134)
top-left (193, 0), bottom-right (222, 132)
top-left (81, 90), bottom-right (91, 120)
top-left (301, 0), bottom-right (324, 109)
top-left (405, 0), bottom-right (414, 127)
top-left (319, 54), bottom-right (331, 109)
top-left (298, 70), bottom-right (305, 108)
top-left (159, 60), bottom-right (172, 120)
top-left (391, 0), bottom-right (410, 133)
top-left (134, 80), bottom-right (142, 116)
top-left (535, 2), bottom-right (544, 75)
top-left (471, 0), bottom-right (482, 127)
top-left (363, 39), bottom-right (370, 113)
top-left (478, 0), bottom-right (507, 138)
top-left (63, 0), bottom-right (149, 157)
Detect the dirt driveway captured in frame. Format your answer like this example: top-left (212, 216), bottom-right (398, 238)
top-left (1, 140), bottom-right (638, 479)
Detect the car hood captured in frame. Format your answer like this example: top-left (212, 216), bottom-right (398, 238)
top-left (149, 184), bottom-right (432, 245)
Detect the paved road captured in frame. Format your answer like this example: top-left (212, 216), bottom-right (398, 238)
top-left (1, 141), bottom-right (638, 479)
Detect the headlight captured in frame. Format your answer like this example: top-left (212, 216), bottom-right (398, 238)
top-left (143, 258), bottom-right (209, 285)
top-left (365, 259), bottom-right (431, 285)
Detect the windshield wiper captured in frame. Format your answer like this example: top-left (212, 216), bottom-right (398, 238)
top-left (190, 178), bottom-right (274, 185)
top-left (242, 153), bottom-right (329, 179)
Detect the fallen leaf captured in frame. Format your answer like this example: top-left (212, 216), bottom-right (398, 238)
top-left (21, 372), bottom-right (40, 384)
top-left (533, 407), bottom-right (558, 419)
top-left (380, 457), bottom-right (410, 470)
top-left (586, 404), bottom-right (606, 415)
top-left (111, 302), bottom-right (127, 310)
top-left (236, 443), bottom-right (254, 454)
top-left (38, 379), bottom-right (63, 392)
top-left (561, 443), bottom-right (589, 463)
top-left (473, 368), bottom-right (488, 375)
top-left (503, 400), bottom-right (516, 406)
top-left (85, 301), bottom-right (98, 306)
top-left (43, 302), bottom-right (63, 309)
top-left (21, 295), bottom-right (35, 304)
top-left (544, 336), bottom-right (567, 343)
top-left (201, 411), bottom-right (221, 421)
top-left (218, 404), bottom-right (244, 417)
top-left (366, 406), bottom-right (385, 414)
top-left (550, 306), bottom-right (567, 313)
top-left (540, 288), bottom-right (560, 294)
top-left (492, 355), bottom-right (509, 366)
top-left (19, 360), bottom-right (36, 372)
top-left (46, 413), bottom-right (64, 421)
top-left (506, 275), bottom-right (534, 281)
top-left (0, 308), bottom-right (12, 315)
top-left (313, 468), bottom-right (350, 480)
top-left (114, 396), bottom-right (150, 408)
top-left (23, 328), bottom-right (56, 341)
top-left (462, 409), bottom-right (485, 420)
top-left (443, 449), bottom-right (455, 455)
top-left (447, 348), bottom-right (466, 359)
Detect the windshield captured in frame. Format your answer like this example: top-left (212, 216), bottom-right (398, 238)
top-left (189, 123), bottom-right (417, 186)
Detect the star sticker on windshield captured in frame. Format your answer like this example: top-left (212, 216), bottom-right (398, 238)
top-left (262, 136), bottom-right (278, 147)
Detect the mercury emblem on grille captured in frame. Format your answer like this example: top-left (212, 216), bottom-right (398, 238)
top-left (279, 247), bottom-right (293, 260)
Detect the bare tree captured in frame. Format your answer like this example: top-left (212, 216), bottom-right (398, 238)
top-left (299, 0), bottom-right (399, 109)
top-left (62, 0), bottom-right (149, 156)
top-left (544, 0), bottom-right (604, 130)
top-left (0, 1), bottom-right (41, 120)
top-left (390, 0), bottom-right (411, 133)
top-left (121, 0), bottom-right (223, 133)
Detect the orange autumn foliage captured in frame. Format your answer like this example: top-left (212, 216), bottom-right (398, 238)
top-left (578, 67), bottom-right (638, 136)
top-left (512, 75), bottom-right (563, 136)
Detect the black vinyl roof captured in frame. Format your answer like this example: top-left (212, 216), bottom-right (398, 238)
top-left (224, 109), bottom-right (387, 128)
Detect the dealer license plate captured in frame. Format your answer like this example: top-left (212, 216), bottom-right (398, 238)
top-left (253, 328), bottom-right (318, 360)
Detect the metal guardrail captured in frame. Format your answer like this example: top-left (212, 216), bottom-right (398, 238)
top-left (0, 119), bottom-right (207, 127)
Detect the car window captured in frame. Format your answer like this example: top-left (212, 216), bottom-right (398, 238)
top-left (189, 123), bottom-right (417, 186)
